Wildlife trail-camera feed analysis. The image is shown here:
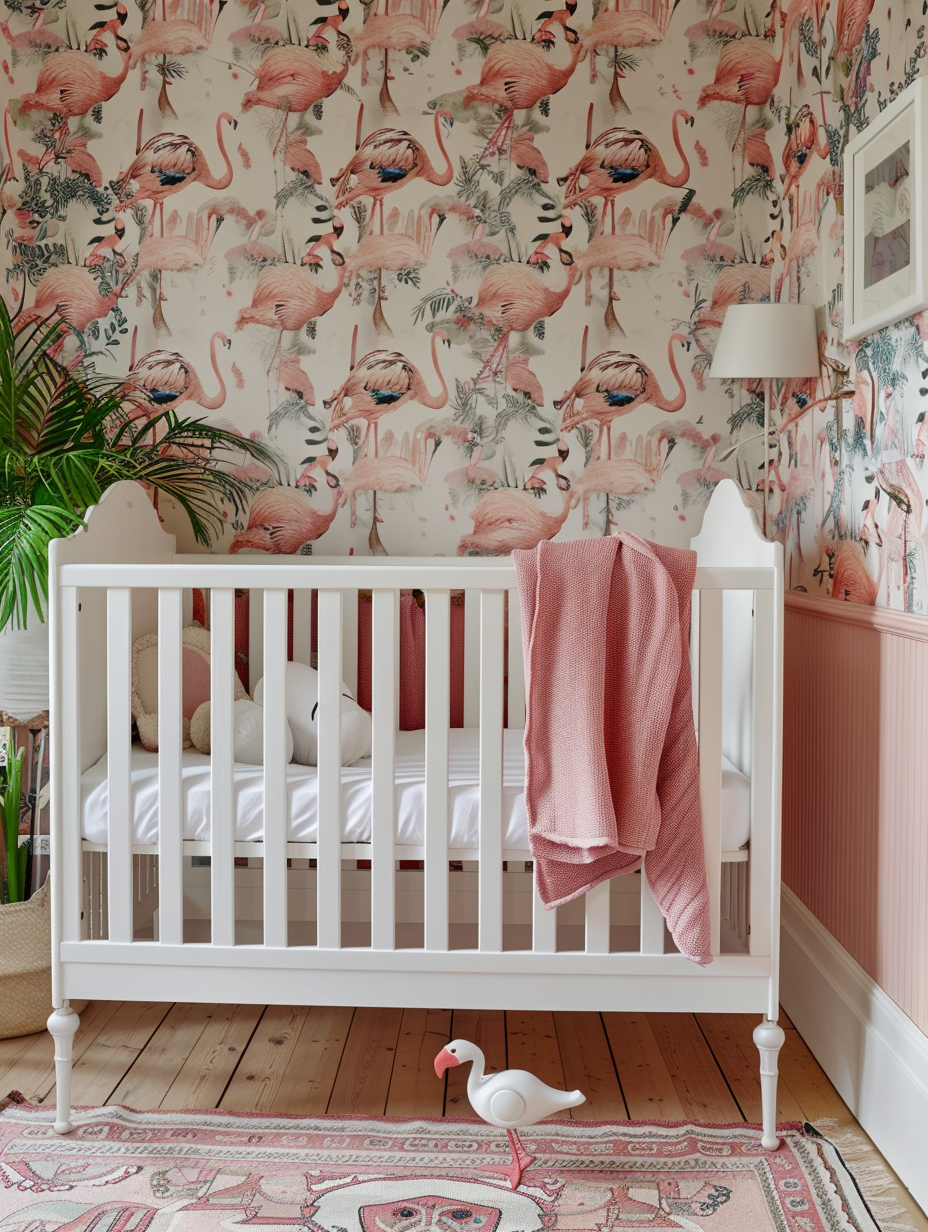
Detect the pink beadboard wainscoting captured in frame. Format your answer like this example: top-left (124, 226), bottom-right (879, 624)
top-left (782, 593), bottom-right (928, 1034)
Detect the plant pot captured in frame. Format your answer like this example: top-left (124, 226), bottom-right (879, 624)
top-left (0, 596), bottom-right (49, 723)
top-left (0, 875), bottom-right (51, 1039)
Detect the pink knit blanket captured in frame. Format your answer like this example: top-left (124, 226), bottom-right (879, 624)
top-left (513, 534), bottom-right (712, 964)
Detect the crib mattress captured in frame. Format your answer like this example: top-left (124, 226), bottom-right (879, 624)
top-left (80, 729), bottom-right (753, 852)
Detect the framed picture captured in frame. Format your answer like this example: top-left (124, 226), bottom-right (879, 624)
top-left (844, 75), bottom-right (928, 341)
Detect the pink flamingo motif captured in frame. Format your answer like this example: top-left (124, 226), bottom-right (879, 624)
top-left (523, 438), bottom-right (571, 492)
top-left (505, 352), bottom-right (545, 405)
top-left (351, 0), bottom-right (444, 115)
top-left (772, 189), bottom-right (822, 300)
top-left (241, 38), bottom-right (351, 118)
top-left (128, 14), bottom-right (216, 68)
top-left (457, 486), bottom-right (573, 554)
top-left (285, 135), bottom-right (323, 184)
top-left (326, 331), bottom-right (450, 454)
top-left (695, 258), bottom-right (773, 329)
top-left (113, 115), bottom-right (237, 231)
top-left (235, 226), bottom-right (347, 371)
top-left (444, 430), bottom-right (503, 493)
top-left (125, 207), bottom-right (224, 331)
top-left (16, 265), bottom-right (125, 336)
top-left (470, 224), bottom-right (579, 379)
top-left (223, 208), bottom-right (280, 270)
top-left (830, 539), bottom-right (878, 605)
top-left (510, 130), bottom-right (549, 181)
top-left (19, 32), bottom-right (132, 129)
top-left (230, 484), bottom-right (340, 554)
top-left (556, 334), bottom-right (689, 459)
top-left (570, 429), bottom-right (675, 528)
top-left (344, 207), bottom-right (441, 330)
top-left (781, 104), bottom-right (830, 211)
top-left (578, 3), bottom-right (667, 111)
top-left (829, 0), bottom-right (875, 81)
top-left (227, 2), bottom-right (291, 52)
top-left (331, 110), bottom-right (454, 233)
top-left (127, 207), bottom-right (223, 282)
top-left (560, 110), bottom-right (693, 223)
top-left (676, 434), bottom-right (730, 494)
top-left (337, 441), bottom-right (436, 528)
top-left (280, 355), bottom-right (316, 405)
top-left (452, 0), bottom-right (510, 45)
top-left (128, 332), bottom-right (230, 412)
top-left (698, 37), bottom-right (786, 154)
top-left (570, 197), bottom-right (688, 331)
top-left (463, 16), bottom-right (582, 162)
top-left (1, 9), bottom-right (66, 54)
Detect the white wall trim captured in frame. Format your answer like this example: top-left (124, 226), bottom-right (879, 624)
top-left (781, 886), bottom-right (928, 1214)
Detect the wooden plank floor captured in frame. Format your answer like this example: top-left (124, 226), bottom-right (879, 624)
top-left (2, 1004), bottom-right (925, 1227)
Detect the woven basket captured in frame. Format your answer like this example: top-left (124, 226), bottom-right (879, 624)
top-left (0, 876), bottom-right (51, 1039)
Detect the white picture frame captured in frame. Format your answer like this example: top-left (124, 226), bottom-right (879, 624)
top-left (844, 75), bottom-right (928, 342)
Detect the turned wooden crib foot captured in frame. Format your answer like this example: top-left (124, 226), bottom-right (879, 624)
top-left (47, 1003), bottom-right (80, 1135)
top-left (753, 1017), bottom-right (786, 1150)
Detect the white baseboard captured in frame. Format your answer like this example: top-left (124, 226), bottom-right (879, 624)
top-left (781, 886), bottom-right (928, 1214)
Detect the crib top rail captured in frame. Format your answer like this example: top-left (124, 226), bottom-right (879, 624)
top-left (50, 478), bottom-right (782, 589)
top-left (58, 558), bottom-right (778, 591)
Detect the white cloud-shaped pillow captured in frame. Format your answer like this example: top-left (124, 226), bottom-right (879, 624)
top-left (254, 661), bottom-right (371, 766)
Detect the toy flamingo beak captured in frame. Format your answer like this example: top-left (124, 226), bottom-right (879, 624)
top-left (434, 1048), bottom-right (460, 1078)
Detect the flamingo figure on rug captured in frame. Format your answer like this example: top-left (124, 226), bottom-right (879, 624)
top-left (435, 1039), bottom-right (585, 1188)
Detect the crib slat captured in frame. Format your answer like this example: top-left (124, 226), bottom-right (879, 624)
top-left (463, 589), bottom-right (480, 726)
top-left (532, 867), bottom-right (557, 953)
top-left (585, 880), bottom-right (610, 954)
top-left (639, 867), bottom-right (665, 954)
top-left (479, 590), bottom-right (504, 953)
top-left (248, 588), bottom-right (264, 694)
top-left (211, 588), bottom-right (236, 947)
top-left (371, 589), bottom-right (398, 950)
top-left (750, 587), bottom-right (777, 963)
top-left (698, 588), bottom-right (724, 957)
top-left (59, 587), bottom-right (82, 945)
top-left (341, 588), bottom-right (358, 696)
top-left (317, 589), bottom-right (343, 949)
top-left (263, 589), bottom-right (289, 949)
top-left (293, 587), bottom-right (313, 666)
top-left (507, 588), bottom-right (525, 729)
top-left (157, 588), bottom-right (184, 947)
top-left (106, 588), bottom-right (133, 944)
top-left (424, 589), bottom-right (450, 952)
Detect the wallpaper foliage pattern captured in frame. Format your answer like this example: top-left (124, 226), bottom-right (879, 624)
top-left (0, 0), bottom-right (925, 607)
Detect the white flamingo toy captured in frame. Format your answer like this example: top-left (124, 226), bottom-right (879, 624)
top-left (434, 1038), bottom-right (585, 1188)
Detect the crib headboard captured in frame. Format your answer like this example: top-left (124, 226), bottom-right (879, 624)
top-left (49, 482), bottom-right (176, 774)
top-left (691, 480), bottom-right (783, 778)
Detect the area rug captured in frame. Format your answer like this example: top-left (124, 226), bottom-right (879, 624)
top-left (0, 1097), bottom-right (903, 1232)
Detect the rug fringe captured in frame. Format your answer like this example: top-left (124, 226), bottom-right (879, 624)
top-left (814, 1118), bottom-right (920, 1232)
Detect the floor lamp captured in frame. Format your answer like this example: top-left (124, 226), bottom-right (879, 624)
top-left (709, 303), bottom-right (820, 537)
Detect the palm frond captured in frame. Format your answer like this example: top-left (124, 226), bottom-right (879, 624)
top-left (0, 502), bottom-right (83, 628)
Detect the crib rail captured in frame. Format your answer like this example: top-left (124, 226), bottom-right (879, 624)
top-left (49, 481), bottom-right (782, 1016)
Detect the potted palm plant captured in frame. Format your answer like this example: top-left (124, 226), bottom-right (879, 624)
top-left (0, 297), bottom-right (282, 1036)
top-left (0, 295), bottom-right (281, 717)
top-left (0, 742), bottom-right (51, 1038)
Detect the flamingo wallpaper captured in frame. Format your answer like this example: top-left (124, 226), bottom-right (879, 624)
top-left (0, 0), bottom-right (925, 601)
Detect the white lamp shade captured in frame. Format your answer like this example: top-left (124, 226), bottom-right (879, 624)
top-left (709, 303), bottom-right (820, 378)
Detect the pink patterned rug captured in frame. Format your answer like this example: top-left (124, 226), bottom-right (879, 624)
top-left (0, 1097), bottom-right (889, 1231)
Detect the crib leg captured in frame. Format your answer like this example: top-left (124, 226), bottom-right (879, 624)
top-left (753, 1018), bottom-right (786, 1150)
top-left (47, 1003), bottom-right (80, 1135)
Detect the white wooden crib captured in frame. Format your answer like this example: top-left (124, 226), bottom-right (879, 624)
top-left (47, 478), bottom-right (785, 1146)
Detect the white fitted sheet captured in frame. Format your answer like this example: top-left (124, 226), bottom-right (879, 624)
top-left (80, 728), bottom-right (752, 852)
